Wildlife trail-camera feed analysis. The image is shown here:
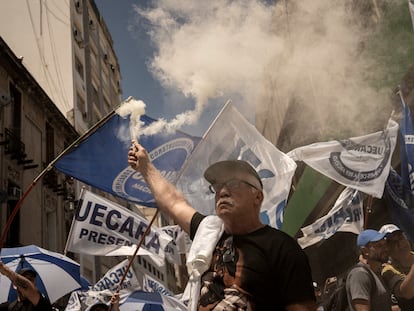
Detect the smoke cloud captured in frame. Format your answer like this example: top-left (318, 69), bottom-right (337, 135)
top-left (129, 0), bottom-right (396, 143)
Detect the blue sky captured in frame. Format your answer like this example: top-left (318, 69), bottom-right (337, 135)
top-left (95, 1), bottom-right (224, 137)
top-left (95, 1), bottom-right (168, 118)
top-left (94, 0), bottom-right (270, 137)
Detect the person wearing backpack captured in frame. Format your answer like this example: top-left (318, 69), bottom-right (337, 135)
top-left (346, 229), bottom-right (393, 311)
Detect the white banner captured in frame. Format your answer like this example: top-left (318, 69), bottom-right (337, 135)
top-left (142, 273), bottom-right (173, 297)
top-left (92, 259), bottom-right (140, 292)
top-left (64, 291), bottom-right (82, 311)
top-left (298, 188), bottom-right (364, 248)
top-left (287, 119), bottom-right (398, 198)
top-left (64, 258), bottom-right (142, 311)
top-left (65, 190), bottom-right (172, 258)
top-left (161, 225), bottom-right (191, 264)
top-left (176, 102), bottom-right (297, 229)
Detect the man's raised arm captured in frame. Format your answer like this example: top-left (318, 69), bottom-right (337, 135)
top-left (128, 140), bottom-right (196, 234)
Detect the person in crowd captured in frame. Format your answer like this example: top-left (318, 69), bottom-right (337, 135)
top-left (313, 282), bottom-right (324, 310)
top-left (380, 224), bottom-right (414, 311)
top-left (89, 292), bottom-right (120, 311)
top-left (346, 229), bottom-right (392, 311)
top-left (128, 141), bottom-right (316, 310)
top-left (0, 261), bottom-right (53, 311)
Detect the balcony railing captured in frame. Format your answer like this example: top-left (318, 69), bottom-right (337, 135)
top-left (1, 128), bottom-right (38, 170)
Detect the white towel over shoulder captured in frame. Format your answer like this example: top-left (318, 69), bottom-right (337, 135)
top-left (182, 215), bottom-right (224, 311)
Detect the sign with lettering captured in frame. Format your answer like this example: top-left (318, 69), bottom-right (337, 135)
top-left (65, 190), bottom-right (172, 258)
top-left (288, 119), bottom-right (398, 198)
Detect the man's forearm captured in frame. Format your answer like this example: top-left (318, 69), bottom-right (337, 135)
top-left (399, 264), bottom-right (414, 299)
top-left (141, 160), bottom-right (185, 209)
top-left (138, 159), bottom-right (195, 233)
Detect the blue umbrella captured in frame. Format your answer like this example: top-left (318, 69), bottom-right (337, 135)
top-left (80, 275), bottom-right (91, 291)
top-left (119, 290), bottom-right (186, 311)
top-left (0, 244), bottom-right (83, 303)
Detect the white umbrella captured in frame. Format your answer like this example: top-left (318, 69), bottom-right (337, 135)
top-left (0, 244), bottom-right (83, 303)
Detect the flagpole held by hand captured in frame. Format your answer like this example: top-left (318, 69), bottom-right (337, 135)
top-left (108, 207), bottom-right (159, 311)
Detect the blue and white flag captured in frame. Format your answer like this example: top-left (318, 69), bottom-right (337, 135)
top-left (161, 225), bottom-right (190, 265)
top-left (398, 91), bottom-right (414, 205)
top-left (54, 113), bottom-right (201, 207)
top-left (65, 189), bottom-right (172, 258)
top-left (64, 259), bottom-right (142, 311)
top-left (287, 119), bottom-right (398, 198)
top-left (92, 259), bottom-right (140, 292)
top-left (176, 102), bottom-right (297, 229)
top-left (298, 188), bottom-right (364, 248)
top-left (384, 168), bottom-right (414, 242)
top-left (142, 273), bottom-right (173, 297)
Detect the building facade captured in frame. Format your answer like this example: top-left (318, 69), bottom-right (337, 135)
top-left (0, 0), bottom-right (122, 133)
top-left (0, 0), bottom-right (185, 294)
top-left (0, 37), bottom-right (78, 251)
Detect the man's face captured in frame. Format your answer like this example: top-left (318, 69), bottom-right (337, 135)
top-left (364, 239), bottom-right (389, 263)
top-left (386, 231), bottom-right (411, 256)
top-left (210, 172), bottom-right (262, 219)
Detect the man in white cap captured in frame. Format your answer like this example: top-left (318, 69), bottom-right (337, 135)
top-left (346, 229), bottom-right (392, 311)
top-left (128, 141), bottom-right (316, 310)
top-left (380, 224), bottom-right (414, 310)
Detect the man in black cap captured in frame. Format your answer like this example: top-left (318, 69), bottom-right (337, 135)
top-left (128, 141), bottom-right (316, 310)
top-left (0, 261), bottom-right (53, 311)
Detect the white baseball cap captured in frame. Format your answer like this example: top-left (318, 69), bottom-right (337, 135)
top-left (379, 224), bottom-right (401, 235)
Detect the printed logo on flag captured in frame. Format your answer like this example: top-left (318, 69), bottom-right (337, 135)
top-left (113, 138), bottom-right (196, 203)
top-left (329, 135), bottom-right (391, 182)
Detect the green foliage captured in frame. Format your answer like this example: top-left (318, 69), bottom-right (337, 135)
top-left (363, 0), bottom-right (414, 89)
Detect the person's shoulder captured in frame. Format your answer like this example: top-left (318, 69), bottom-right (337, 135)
top-left (263, 225), bottom-right (299, 241)
top-left (256, 225), bottom-right (304, 251)
top-left (34, 295), bottom-right (53, 311)
top-left (0, 301), bottom-right (10, 310)
top-left (190, 212), bottom-right (206, 239)
top-left (347, 263), bottom-right (373, 282)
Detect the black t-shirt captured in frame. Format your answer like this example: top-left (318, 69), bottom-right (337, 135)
top-left (190, 212), bottom-right (316, 310)
top-left (0, 295), bottom-right (53, 311)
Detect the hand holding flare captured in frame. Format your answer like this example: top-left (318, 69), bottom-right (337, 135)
top-left (128, 140), bottom-right (150, 171)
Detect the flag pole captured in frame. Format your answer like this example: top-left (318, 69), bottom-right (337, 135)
top-left (173, 100), bottom-right (231, 183)
top-left (108, 209), bottom-right (160, 311)
top-left (363, 195), bottom-right (373, 229)
top-left (0, 105), bottom-right (122, 250)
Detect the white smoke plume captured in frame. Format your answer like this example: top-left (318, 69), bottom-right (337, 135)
top-left (128, 0), bottom-right (396, 140)
top-left (116, 96), bottom-right (146, 142)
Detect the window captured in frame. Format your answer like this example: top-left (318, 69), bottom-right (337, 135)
top-left (9, 83), bottom-right (21, 137)
top-left (76, 93), bottom-right (86, 119)
top-left (45, 122), bottom-right (55, 163)
top-left (6, 182), bottom-right (21, 247)
top-left (75, 55), bottom-right (84, 80)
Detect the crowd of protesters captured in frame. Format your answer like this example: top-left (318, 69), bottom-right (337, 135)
top-left (2, 141), bottom-right (414, 311)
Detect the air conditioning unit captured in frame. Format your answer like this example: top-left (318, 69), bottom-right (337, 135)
top-left (0, 89), bottom-right (11, 106)
top-left (8, 186), bottom-right (22, 199)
